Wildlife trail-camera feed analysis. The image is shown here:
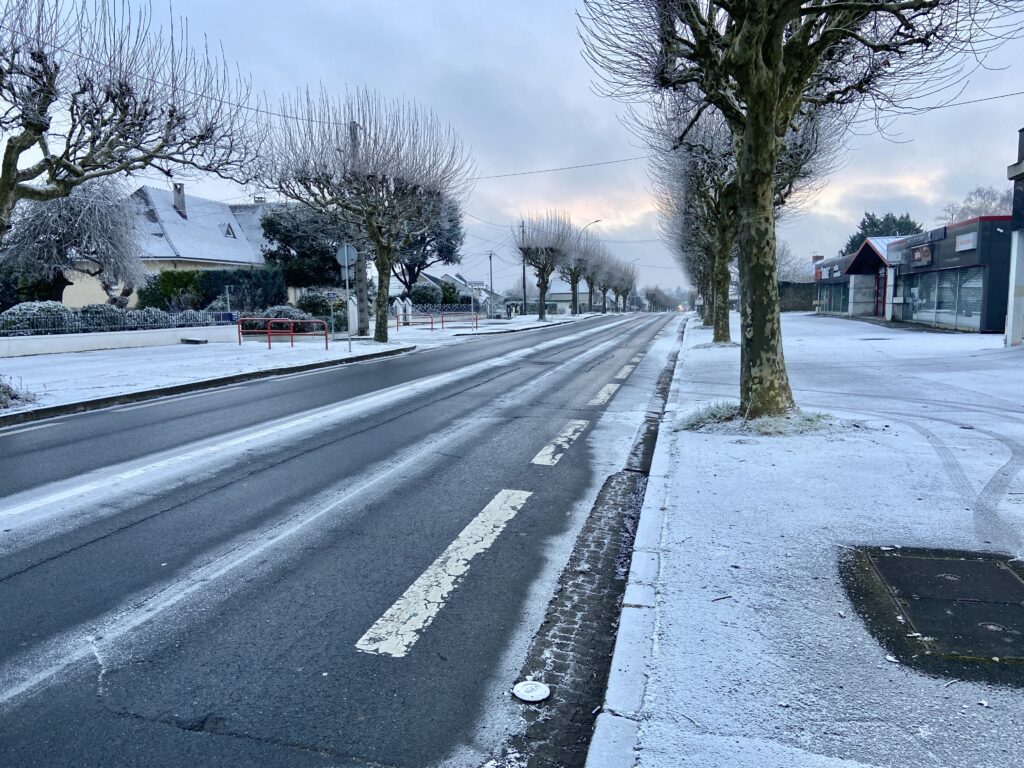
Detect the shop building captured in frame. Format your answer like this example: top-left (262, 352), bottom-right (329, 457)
top-left (886, 217), bottom-right (1011, 333)
top-left (814, 237), bottom-right (901, 317)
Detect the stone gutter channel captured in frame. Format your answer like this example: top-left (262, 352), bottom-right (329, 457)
top-left (484, 319), bottom-right (686, 768)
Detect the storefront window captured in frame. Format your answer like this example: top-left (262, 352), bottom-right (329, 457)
top-left (956, 267), bottom-right (983, 331)
top-left (817, 282), bottom-right (849, 314)
top-left (936, 271), bottom-right (957, 326)
top-left (911, 272), bottom-right (937, 324)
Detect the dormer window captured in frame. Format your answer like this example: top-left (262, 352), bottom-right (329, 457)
top-left (221, 223), bottom-right (237, 239)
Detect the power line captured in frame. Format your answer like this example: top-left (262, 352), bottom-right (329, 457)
top-left (475, 155), bottom-right (651, 180)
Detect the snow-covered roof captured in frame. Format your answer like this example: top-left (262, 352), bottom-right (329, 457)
top-left (132, 186), bottom-right (265, 266)
top-left (228, 202), bottom-right (274, 263)
top-left (864, 236), bottom-right (903, 259)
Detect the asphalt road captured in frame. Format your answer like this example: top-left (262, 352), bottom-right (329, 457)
top-left (0, 313), bottom-right (679, 767)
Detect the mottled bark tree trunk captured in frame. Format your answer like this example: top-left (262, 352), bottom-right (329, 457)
top-left (585, 278), bottom-right (596, 313)
top-left (537, 273), bottom-right (549, 320)
top-left (570, 280), bottom-right (579, 315)
top-left (734, 102), bottom-right (794, 417)
top-left (373, 246), bottom-right (393, 343)
top-left (712, 225), bottom-right (733, 344)
top-left (355, 250), bottom-right (370, 336)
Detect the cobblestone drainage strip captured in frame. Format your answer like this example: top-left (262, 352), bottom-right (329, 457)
top-left (841, 546), bottom-right (1024, 687)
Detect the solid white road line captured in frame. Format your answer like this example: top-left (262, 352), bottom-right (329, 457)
top-left (531, 420), bottom-right (589, 466)
top-left (0, 423), bottom-right (58, 438)
top-left (355, 489), bottom-right (533, 658)
top-left (588, 383), bottom-right (620, 406)
top-left (614, 364), bottom-right (635, 380)
top-left (114, 385), bottom-right (248, 412)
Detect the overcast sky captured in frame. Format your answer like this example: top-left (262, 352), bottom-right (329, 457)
top-left (155, 1), bottom-right (1024, 292)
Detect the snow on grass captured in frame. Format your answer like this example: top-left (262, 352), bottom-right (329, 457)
top-left (677, 400), bottom-right (833, 435)
top-left (0, 375), bottom-right (36, 409)
top-left (633, 312), bottom-right (1024, 768)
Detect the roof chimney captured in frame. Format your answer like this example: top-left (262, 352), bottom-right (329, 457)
top-left (172, 183), bottom-right (187, 219)
top-left (811, 253), bottom-right (825, 263)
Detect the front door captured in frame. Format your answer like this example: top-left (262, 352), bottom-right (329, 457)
top-left (874, 268), bottom-right (887, 317)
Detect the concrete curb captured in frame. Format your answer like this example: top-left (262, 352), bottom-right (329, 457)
top-left (0, 345), bottom-right (416, 429)
top-left (585, 317), bottom-right (691, 768)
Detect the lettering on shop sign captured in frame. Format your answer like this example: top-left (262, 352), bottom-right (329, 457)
top-left (955, 232), bottom-right (978, 252)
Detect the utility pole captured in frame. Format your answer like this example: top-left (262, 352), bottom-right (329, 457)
top-left (520, 220), bottom-right (527, 317)
top-left (487, 251), bottom-right (495, 319)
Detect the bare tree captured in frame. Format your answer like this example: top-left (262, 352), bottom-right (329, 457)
top-left (938, 185), bottom-right (1013, 223)
top-left (560, 228), bottom-right (599, 315)
top-left (582, 246), bottom-right (608, 313)
top-left (513, 211), bottom-right (575, 321)
top-left (0, 176), bottom-right (144, 304)
top-left (581, 0), bottom-right (1021, 416)
top-left (776, 240), bottom-right (812, 283)
top-left (0, 0), bottom-right (260, 237)
top-left (263, 88), bottom-right (475, 342)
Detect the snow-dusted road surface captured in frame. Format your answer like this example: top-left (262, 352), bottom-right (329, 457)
top-left (628, 313), bottom-right (1024, 768)
top-left (0, 313), bottom-right (680, 768)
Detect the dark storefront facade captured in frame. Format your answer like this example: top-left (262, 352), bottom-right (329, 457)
top-left (888, 217), bottom-right (1011, 333)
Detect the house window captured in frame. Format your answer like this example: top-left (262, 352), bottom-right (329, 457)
top-left (221, 223), bottom-right (237, 239)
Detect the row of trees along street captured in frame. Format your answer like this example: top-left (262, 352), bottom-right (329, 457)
top-left (581, 0), bottom-right (1023, 417)
top-left (512, 211), bottom-right (640, 320)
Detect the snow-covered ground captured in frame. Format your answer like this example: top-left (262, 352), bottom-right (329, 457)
top-left (0, 338), bottom-right (414, 413)
top-left (0, 312), bottom-right (604, 415)
top-left (629, 313), bottom-right (1024, 767)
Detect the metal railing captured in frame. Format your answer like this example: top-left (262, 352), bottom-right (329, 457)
top-left (0, 309), bottom-right (234, 337)
top-left (394, 313), bottom-right (436, 331)
top-left (237, 317), bottom-right (328, 350)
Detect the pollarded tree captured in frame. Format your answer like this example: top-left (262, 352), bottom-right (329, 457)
top-left (582, 247), bottom-right (608, 313)
top-left (582, 0), bottom-right (1021, 416)
top-left (513, 211), bottom-right (575, 321)
top-left (264, 88), bottom-right (475, 342)
top-left (560, 228), bottom-right (598, 315)
top-left (0, 0), bottom-right (260, 237)
top-left (393, 193), bottom-right (464, 296)
top-left (595, 256), bottom-right (619, 313)
top-left (0, 177), bottom-right (144, 305)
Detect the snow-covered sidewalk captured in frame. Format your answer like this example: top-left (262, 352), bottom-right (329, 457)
top-left (0, 338), bottom-right (414, 415)
top-left (595, 313), bottom-right (1024, 768)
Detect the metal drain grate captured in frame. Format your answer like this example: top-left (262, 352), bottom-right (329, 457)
top-left (868, 549), bottom-right (1024, 661)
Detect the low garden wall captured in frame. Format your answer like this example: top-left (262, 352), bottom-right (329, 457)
top-left (0, 324), bottom-right (237, 357)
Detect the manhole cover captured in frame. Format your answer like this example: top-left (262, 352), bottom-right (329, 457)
top-left (866, 549), bottom-right (1024, 662)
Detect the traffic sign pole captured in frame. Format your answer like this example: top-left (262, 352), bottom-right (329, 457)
top-left (336, 244), bottom-right (358, 354)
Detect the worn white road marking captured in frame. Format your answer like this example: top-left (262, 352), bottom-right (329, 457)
top-left (630, 355), bottom-right (642, 363)
top-left (115, 386), bottom-right (248, 412)
top-left (0, 423), bottom-right (57, 438)
top-left (588, 383), bottom-right (620, 406)
top-left (356, 489), bottom-right (533, 658)
top-left (531, 420), bottom-right (589, 466)
top-left (614, 364), bottom-right (635, 380)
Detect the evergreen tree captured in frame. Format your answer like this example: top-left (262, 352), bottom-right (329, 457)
top-left (841, 212), bottom-right (922, 256)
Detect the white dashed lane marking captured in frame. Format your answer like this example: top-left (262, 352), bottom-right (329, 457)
top-left (614, 364), bottom-right (635, 380)
top-left (0, 423), bottom-right (58, 438)
top-left (588, 383), bottom-right (619, 407)
top-left (531, 420), bottom-right (590, 466)
top-left (355, 489), bottom-right (533, 658)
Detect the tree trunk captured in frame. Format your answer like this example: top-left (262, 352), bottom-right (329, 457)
top-left (734, 105), bottom-right (794, 417)
top-left (585, 278), bottom-right (595, 313)
top-left (712, 228), bottom-right (733, 344)
top-left (373, 247), bottom-right (392, 343)
top-left (537, 273), bottom-right (549, 321)
top-left (570, 280), bottom-right (578, 315)
top-left (355, 249), bottom-right (370, 336)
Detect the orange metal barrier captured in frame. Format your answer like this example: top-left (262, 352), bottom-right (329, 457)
top-left (395, 313), bottom-right (436, 331)
top-left (440, 312), bottom-right (479, 330)
top-left (238, 317), bottom-right (328, 350)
